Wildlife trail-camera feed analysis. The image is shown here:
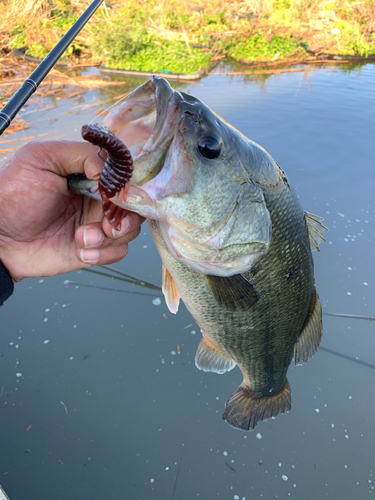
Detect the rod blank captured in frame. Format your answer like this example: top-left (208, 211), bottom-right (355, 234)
top-left (0, 0), bottom-right (104, 136)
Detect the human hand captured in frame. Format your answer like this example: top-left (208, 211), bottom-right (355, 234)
top-left (0, 140), bottom-right (145, 283)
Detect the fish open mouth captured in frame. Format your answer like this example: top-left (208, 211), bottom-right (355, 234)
top-left (102, 76), bottom-right (180, 186)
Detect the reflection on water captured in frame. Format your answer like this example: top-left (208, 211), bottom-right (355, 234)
top-left (1, 62), bottom-right (375, 500)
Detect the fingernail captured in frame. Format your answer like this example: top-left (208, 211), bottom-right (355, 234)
top-left (111, 217), bottom-right (130, 239)
top-left (80, 249), bottom-right (100, 263)
top-left (83, 228), bottom-right (103, 247)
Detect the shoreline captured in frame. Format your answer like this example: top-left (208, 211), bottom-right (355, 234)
top-left (10, 49), bottom-right (375, 81)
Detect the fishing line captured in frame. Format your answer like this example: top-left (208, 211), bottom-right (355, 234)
top-left (98, 265), bottom-right (161, 290)
top-left (319, 346), bottom-right (375, 371)
top-left (90, 91), bottom-right (132, 124)
top-left (82, 266), bottom-right (161, 290)
top-left (65, 278), bottom-right (375, 371)
top-left (323, 312), bottom-right (375, 321)
top-left (63, 280), bottom-right (160, 297)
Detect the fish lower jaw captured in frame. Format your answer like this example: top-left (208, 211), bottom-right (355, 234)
top-left (110, 185), bottom-right (159, 218)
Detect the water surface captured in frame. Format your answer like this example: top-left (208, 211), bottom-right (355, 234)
top-left (1, 62), bottom-right (375, 500)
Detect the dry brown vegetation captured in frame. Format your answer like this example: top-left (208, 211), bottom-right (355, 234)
top-left (0, 51), bottom-right (127, 138)
top-left (0, 0), bottom-right (374, 64)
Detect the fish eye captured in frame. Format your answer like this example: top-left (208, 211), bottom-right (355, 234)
top-left (197, 136), bottom-right (221, 160)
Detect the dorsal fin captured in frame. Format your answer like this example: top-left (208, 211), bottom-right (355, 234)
top-left (294, 288), bottom-right (322, 365)
top-left (162, 264), bottom-right (180, 314)
top-left (304, 212), bottom-right (329, 252)
top-left (205, 274), bottom-right (258, 311)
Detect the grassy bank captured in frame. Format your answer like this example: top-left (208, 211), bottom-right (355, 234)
top-left (1, 0), bottom-right (375, 74)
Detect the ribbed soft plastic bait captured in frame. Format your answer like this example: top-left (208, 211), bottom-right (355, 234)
top-left (81, 123), bottom-right (134, 230)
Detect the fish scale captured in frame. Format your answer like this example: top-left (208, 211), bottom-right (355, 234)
top-left (152, 183), bottom-right (312, 396)
top-left (150, 172), bottom-right (320, 431)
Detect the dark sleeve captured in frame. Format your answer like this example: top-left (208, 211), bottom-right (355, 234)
top-left (0, 260), bottom-right (14, 306)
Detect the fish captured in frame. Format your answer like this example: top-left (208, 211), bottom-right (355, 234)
top-left (69, 76), bottom-right (328, 431)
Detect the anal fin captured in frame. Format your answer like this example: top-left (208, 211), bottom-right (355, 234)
top-left (222, 380), bottom-right (291, 431)
top-left (162, 264), bottom-right (180, 314)
top-left (294, 288), bottom-right (322, 365)
top-left (195, 337), bottom-right (236, 374)
top-left (206, 274), bottom-right (258, 311)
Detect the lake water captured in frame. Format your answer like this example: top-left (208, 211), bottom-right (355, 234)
top-left (1, 62), bottom-right (375, 500)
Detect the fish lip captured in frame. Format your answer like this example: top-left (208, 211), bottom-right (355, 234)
top-left (104, 76), bottom-right (182, 186)
top-left (101, 77), bottom-right (185, 211)
top-left (150, 76), bottom-right (176, 146)
top-left (134, 76), bottom-right (176, 152)
top-left (132, 78), bottom-right (181, 186)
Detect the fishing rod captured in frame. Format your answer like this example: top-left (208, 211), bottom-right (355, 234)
top-left (0, 0), bottom-right (104, 136)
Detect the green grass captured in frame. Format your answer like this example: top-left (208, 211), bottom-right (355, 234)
top-left (333, 20), bottom-right (375, 56)
top-left (9, 25), bottom-right (27, 49)
top-left (26, 42), bottom-right (48, 59)
top-left (89, 15), bottom-right (213, 74)
top-left (101, 40), bottom-right (212, 74)
top-left (225, 34), bottom-right (304, 61)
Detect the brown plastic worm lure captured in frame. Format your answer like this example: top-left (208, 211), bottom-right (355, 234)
top-left (81, 123), bottom-right (134, 230)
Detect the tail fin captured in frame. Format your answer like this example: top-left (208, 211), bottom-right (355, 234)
top-left (222, 381), bottom-right (291, 431)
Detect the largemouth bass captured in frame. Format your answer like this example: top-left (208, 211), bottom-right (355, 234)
top-left (70, 76), bottom-right (327, 431)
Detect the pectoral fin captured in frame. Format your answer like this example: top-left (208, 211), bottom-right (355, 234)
top-left (195, 337), bottom-right (236, 374)
top-left (205, 274), bottom-right (258, 311)
top-left (304, 212), bottom-right (328, 252)
top-left (162, 264), bottom-right (180, 314)
top-left (294, 288), bottom-right (322, 365)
